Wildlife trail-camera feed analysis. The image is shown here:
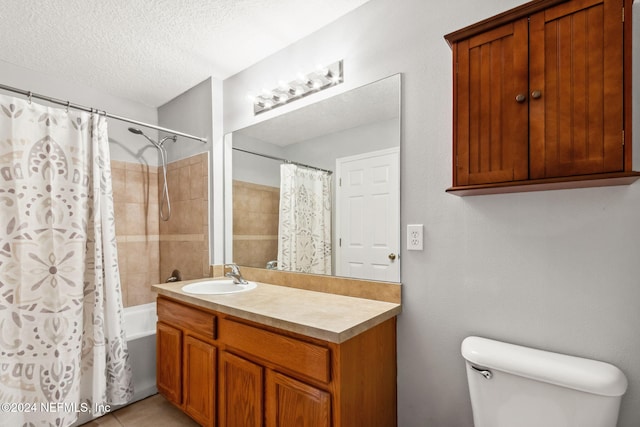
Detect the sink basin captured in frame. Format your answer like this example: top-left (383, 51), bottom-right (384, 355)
top-left (181, 279), bottom-right (257, 295)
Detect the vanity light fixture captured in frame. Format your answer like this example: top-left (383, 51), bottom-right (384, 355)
top-left (251, 60), bottom-right (343, 115)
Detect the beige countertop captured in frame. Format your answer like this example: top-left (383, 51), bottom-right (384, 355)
top-left (152, 279), bottom-right (402, 343)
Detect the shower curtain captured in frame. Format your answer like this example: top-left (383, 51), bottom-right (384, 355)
top-left (0, 94), bottom-right (132, 426)
top-left (277, 164), bottom-right (332, 275)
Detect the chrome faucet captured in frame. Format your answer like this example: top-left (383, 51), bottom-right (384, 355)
top-left (166, 269), bottom-right (182, 283)
top-left (266, 260), bottom-right (278, 270)
top-left (225, 263), bottom-right (248, 285)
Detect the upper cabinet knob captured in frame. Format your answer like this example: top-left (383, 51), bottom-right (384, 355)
top-left (515, 94), bottom-right (526, 103)
top-left (531, 90), bottom-right (542, 99)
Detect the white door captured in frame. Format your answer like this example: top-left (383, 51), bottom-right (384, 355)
top-left (335, 147), bottom-right (400, 282)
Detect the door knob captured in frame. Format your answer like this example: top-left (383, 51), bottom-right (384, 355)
top-left (388, 253), bottom-right (397, 261)
top-left (515, 94), bottom-right (526, 103)
top-left (531, 90), bottom-right (542, 99)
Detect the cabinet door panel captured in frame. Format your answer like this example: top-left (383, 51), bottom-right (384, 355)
top-left (454, 18), bottom-right (529, 185)
top-left (184, 335), bottom-right (216, 427)
top-left (219, 351), bottom-right (263, 427)
top-left (529, 0), bottom-right (623, 178)
top-left (266, 371), bottom-right (330, 427)
top-left (156, 322), bottom-right (182, 405)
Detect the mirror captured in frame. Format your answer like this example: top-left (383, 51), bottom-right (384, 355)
top-left (225, 74), bottom-right (401, 282)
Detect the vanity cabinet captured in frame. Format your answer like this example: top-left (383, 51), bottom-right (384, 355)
top-left (184, 336), bottom-right (217, 426)
top-left (156, 322), bottom-right (182, 405)
top-left (218, 317), bottom-right (332, 427)
top-left (266, 370), bottom-right (331, 427)
top-left (156, 298), bottom-right (218, 427)
top-left (445, 0), bottom-right (637, 195)
top-left (219, 351), bottom-right (263, 427)
top-left (156, 296), bottom-right (397, 427)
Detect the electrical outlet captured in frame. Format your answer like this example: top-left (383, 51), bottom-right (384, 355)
top-left (407, 224), bottom-right (423, 251)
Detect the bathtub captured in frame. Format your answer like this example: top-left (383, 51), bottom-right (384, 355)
top-left (73, 302), bottom-right (158, 425)
top-left (123, 302), bottom-right (158, 403)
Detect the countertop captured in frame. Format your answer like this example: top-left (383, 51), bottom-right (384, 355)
top-left (152, 279), bottom-right (402, 343)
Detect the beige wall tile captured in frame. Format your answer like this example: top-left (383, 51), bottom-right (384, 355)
top-left (233, 239), bottom-right (277, 268)
top-left (113, 202), bottom-right (127, 236)
top-left (146, 203), bottom-right (160, 236)
top-left (157, 153), bottom-right (210, 288)
top-left (113, 160), bottom-right (161, 308)
top-left (125, 203), bottom-right (145, 236)
top-left (178, 164), bottom-right (190, 201)
top-left (125, 168), bottom-right (144, 204)
top-left (127, 273), bottom-right (157, 306)
top-left (190, 162), bottom-right (203, 200)
top-left (111, 167), bottom-right (126, 204)
top-left (165, 168), bottom-right (179, 203)
top-left (127, 241), bottom-right (154, 274)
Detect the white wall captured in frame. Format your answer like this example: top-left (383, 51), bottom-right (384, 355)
top-left (158, 78), bottom-right (213, 162)
top-left (232, 133), bottom-right (284, 187)
top-left (0, 60), bottom-right (159, 166)
top-left (284, 117), bottom-right (399, 172)
top-left (222, 1), bottom-right (640, 426)
top-left (158, 77), bottom-right (226, 265)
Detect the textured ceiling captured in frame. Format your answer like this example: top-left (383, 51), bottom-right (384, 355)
top-left (0, 0), bottom-right (370, 107)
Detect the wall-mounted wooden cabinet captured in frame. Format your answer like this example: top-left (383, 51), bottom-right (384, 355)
top-left (156, 296), bottom-right (397, 427)
top-left (445, 0), bottom-right (639, 195)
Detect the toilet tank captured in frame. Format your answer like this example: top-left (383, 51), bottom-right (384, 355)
top-left (461, 336), bottom-right (627, 427)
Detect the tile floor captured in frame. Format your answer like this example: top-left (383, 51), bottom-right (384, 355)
top-left (81, 394), bottom-right (199, 427)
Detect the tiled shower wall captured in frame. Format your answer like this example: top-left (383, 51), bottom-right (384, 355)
top-left (112, 161), bottom-right (160, 307)
top-left (232, 180), bottom-right (279, 269)
top-left (112, 152), bottom-right (209, 308)
top-left (159, 153), bottom-right (210, 284)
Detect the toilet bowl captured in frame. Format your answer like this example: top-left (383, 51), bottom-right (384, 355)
top-left (461, 336), bottom-right (628, 427)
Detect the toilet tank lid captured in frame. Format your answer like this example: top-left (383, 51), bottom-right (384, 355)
top-left (461, 336), bottom-right (628, 397)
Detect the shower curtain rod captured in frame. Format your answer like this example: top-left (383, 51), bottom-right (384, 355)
top-left (232, 147), bottom-right (333, 174)
top-left (0, 82), bottom-right (207, 144)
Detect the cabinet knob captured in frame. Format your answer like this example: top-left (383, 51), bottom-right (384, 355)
top-left (531, 90), bottom-right (542, 99)
top-left (388, 253), bottom-right (397, 261)
top-left (515, 94), bottom-right (526, 103)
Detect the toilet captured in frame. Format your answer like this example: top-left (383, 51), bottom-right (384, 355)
top-left (461, 336), bottom-right (628, 427)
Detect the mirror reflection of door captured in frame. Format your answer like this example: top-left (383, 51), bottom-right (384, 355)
top-left (336, 148), bottom-right (400, 282)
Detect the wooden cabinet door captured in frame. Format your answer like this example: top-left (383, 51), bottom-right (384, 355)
top-left (266, 371), bottom-right (330, 427)
top-left (219, 351), bottom-right (263, 427)
top-left (156, 322), bottom-right (182, 405)
top-left (529, 0), bottom-right (624, 178)
top-left (184, 335), bottom-right (216, 427)
top-left (454, 18), bottom-right (529, 186)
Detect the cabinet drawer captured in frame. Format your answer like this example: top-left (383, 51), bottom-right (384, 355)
top-left (157, 298), bottom-right (216, 340)
top-left (220, 318), bottom-right (330, 384)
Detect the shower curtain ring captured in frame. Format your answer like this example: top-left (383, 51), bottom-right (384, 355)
top-left (65, 101), bottom-right (70, 113)
top-left (27, 91), bottom-right (32, 104)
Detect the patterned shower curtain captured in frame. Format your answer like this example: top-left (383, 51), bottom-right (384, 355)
top-left (0, 94), bottom-right (132, 426)
top-left (277, 164), bottom-right (332, 275)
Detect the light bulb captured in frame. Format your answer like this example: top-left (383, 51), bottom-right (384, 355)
top-left (318, 65), bottom-right (330, 77)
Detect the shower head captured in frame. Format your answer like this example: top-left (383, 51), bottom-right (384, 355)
top-left (160, 135), bottom-right (178, 146)
top-left (129, 127), bottom-right (176, 147)
top-left (128, 127), bottom-right (160, 149)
